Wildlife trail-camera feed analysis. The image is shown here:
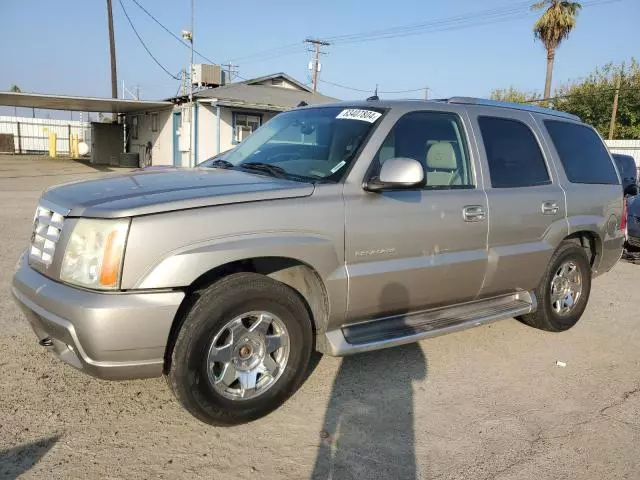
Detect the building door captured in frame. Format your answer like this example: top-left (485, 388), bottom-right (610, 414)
top-left (173, 111), bottom-right (181, 166)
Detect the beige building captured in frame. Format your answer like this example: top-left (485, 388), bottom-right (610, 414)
top-left (125, 73), bottom-right (336, 167)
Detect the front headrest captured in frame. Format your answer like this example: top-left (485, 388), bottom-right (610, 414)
top-left (426, 142), bottom-right (456, 170)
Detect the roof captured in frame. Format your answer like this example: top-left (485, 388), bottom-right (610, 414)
top-left (166, 73), bottom-right (337, 112)
top-left (445, 97), bottom-right (581, 122)
top-left (297, 98), bottom-right (581, 122)
top-left (0, 91), bottom-right (172, 113)
top-left (196, 83), bottom-right (337, 111)
top-left (239, 72), bottom-right (313, 92)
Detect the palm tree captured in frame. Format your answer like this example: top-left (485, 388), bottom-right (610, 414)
top-left (532, 0), bottom-right (582, 101)
top-left (9, 84), bottom-right (21, 117)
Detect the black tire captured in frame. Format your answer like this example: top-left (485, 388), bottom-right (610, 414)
top-left (520, 241), bottom-right (592, 332)
top-left (168, 272), bottom-right (313, 426)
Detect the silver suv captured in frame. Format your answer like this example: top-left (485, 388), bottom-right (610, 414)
top-left (12, 98), bottom-right (625, 425)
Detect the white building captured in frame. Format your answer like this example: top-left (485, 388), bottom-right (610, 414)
top-left (125, 73), bottom-right (336, 167)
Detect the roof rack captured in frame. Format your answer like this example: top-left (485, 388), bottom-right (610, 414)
top-left (446, 97), bottom-right (581, 122)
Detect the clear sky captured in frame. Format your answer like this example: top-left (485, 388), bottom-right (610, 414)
top-left (0, 0), bottom-right (638, 110)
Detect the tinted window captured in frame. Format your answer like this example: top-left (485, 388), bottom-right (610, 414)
top-left (478, 117), bottom-right (550, 188)
top-left (544, 120), bottom-right (619, 185)
top-left (613, 154), bottom-right (637, 182)
top-left (372, 111), bottom-right (473, 188)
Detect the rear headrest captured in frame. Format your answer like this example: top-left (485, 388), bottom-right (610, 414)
top-left (426, 142), bottom-right (457, 170)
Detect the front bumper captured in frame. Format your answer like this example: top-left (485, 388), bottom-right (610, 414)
top-left (11, 255), bottom-right (184, 380)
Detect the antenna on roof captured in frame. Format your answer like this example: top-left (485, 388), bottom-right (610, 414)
top-left (367, 84), bottom-right (379, 101)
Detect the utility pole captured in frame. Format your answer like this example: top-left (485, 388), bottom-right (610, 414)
top-left (424, 87), bottom-right (429, 100)
top-left (181, 1), bottom-right (195, 167)
top-left (223, 62), bottom-right (239, 83)
top-left (106, 0), bottom-right (118, 99)
top-left (305, 38), bottom-right (330, 92)
top-left (608, 69), bottom-right (622, 140)
top-left (189, 0), bottom-right (195, 167)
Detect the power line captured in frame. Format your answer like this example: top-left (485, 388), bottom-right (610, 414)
top-left (227, 42), bottom-right (303, 63)
top-left (118, 0), bottom-right (180, 80)
top-left (128, 0), bottom-right (218, 65)
top-left (319, 78), bottom-right (427, 94)
top-left (525, 86), bottom-right (640, 103)
top-left (324, 0), bottom-right (622, 45)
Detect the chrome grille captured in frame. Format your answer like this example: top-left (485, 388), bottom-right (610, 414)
top-left (29, 204), bottom-right (66, 266)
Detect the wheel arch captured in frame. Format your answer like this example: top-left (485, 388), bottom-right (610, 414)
top-left (163, 256), bottom-right (329, 374)
top-left (562, 230), bottom-right (602, 269)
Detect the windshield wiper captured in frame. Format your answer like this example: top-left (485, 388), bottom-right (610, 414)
top-left (208, 159), bottom-right (234, 169)
top-left (240, 162), bottom-right (288, 178)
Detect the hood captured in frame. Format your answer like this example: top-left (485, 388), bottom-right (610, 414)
top-left (42, 168), bottom-right (315, 218)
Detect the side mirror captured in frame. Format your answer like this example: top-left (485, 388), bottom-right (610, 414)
top-left (624, 183), bottom-right (639, 197)
top-left (364, 157), bottom-right (425, 192)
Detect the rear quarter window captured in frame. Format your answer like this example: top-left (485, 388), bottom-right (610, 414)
top-left (544, 120), bottom-right (619, 185)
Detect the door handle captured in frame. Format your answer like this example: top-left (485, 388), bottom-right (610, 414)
top-left (541, 201), bottom-right (559, 215)
top-left (463, 205), bottom-right (486, 222)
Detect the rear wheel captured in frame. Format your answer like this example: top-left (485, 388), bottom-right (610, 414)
top-left (520, 241), bottom-right (592, 332)
top-left (168, 272), bottom-right (313, 425)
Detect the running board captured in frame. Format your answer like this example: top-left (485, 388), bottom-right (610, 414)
top-left (318, 292), bottom-right (536, 356)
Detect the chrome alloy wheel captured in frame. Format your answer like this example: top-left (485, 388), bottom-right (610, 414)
top-left (550, 261), bottom-right (583, 315)
top-left (206, 311), bottom-right (290, 400)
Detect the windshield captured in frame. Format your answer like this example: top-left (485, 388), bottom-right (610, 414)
top-left (223, 106), bottom-right (383, 182)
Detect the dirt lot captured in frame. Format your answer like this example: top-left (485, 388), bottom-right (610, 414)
top-left (1, 155), bottom-right (639, 480)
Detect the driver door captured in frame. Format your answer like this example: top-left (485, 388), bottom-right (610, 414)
top-left (344, 110), bottom-right (489, 321)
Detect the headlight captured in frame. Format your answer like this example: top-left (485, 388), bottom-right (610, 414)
top-left (60, 218), bottom-right (130, 290)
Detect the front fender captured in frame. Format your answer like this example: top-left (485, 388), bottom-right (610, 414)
top-left (134, 232), bottom-right (342, 289)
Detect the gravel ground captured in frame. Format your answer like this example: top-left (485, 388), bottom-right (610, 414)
top-left (1, 155), bottom-right (639, 480)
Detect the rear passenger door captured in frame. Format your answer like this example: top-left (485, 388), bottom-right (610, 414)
top-left (469, 111), bottom-right (567, 297)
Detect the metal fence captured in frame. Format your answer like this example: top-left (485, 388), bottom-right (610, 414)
top-left (606, 140), bottom-right (640, 166)
top-left (0, 116), bottom-right (91, 154)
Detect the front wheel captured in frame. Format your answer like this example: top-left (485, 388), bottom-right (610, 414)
top-left (167, 272), bottom-right (313, 426)
top-left (520, 241), bottom-right (592, 332)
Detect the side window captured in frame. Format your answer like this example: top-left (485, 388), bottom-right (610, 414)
top-left (544, 120), bottom-right (619, 185)
top-left (372, 111), bottom-right (473, 188)
top-left (478, 116), bottom-right (550, 188)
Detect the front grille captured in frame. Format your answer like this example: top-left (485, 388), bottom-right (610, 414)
top-left (634, 216), bottom-right (640, 224)
top-left (29, 204), bottom-right (66, 266)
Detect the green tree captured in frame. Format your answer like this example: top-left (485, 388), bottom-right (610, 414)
top-left (490, 86), bottom-right (541, 104)
top-left (532, 0), bottom-right (582, 101)
top-left (9, 84), bottom-right (20, 117)
top-left (554, 60), bottom-right (640, 139)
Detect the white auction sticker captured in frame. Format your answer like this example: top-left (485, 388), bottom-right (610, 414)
top-left (336, 109), bottom-right (382, 123)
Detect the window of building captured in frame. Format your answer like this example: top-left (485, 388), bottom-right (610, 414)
top-left (544, 120), bottom-right (619, 185)
top-left (131, 115), bottom-right (139, 140)
top-left (233, 112), bottom-right (262, 143)
top-left (371, 111), bottom-right (474, 188)
top-left (478, 116), bottom-right (550, 188)
top-left (151, 113), bottom-right (158, 133)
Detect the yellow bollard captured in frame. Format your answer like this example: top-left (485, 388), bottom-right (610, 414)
top-left (48, 132), bottom-right (57, 158)
top-left (71, 134), bottom-right (79, 158)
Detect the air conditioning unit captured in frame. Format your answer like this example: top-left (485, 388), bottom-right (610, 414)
top-left (235, 125), bottom-right (252, 142)
top-left (192, 64), bottom-right (224, 87)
